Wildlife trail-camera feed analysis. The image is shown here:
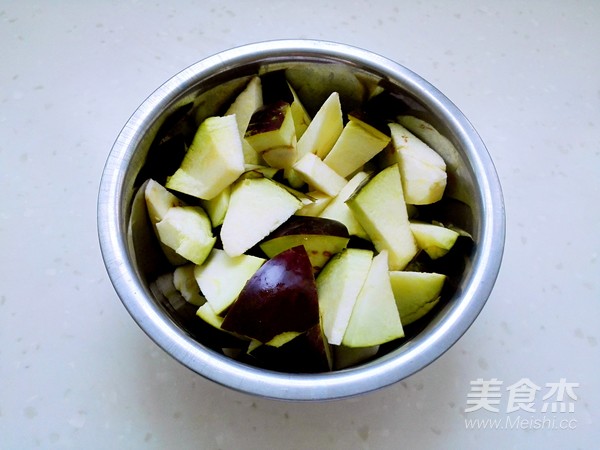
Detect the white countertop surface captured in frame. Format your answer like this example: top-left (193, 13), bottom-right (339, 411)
top-left (1, 1), bottom-right (598, 448)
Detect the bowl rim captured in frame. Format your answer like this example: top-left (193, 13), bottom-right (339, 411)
top-left (98, 39), bottom-right (505, 401)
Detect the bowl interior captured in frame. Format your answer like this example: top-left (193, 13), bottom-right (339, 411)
top-left (99, 41), bottom-right (504, 400)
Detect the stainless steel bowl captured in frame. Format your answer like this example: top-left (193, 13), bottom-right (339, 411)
top-left (98, 39), bottom-right (505, 401)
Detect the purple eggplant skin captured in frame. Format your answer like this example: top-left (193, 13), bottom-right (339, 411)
top-left (260, 70), bottom-right (295, 106)
top-left (247, 323), bottom-right (332, 373)
top-left (245, 101), bottom-right (290, 137)
top-left (267, 216), bottom-right (349, 240)
top-left (221, 246), bottom-right (319, 343)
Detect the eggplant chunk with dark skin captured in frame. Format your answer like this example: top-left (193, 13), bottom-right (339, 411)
top-left (221, 245), bottom-right (320, 343)
top-left (245, 101), bottom-right (297, 169)
top-left (260, 216), bottom-right (350, 273)
top-left (247, 323), bottom-right (332, 373)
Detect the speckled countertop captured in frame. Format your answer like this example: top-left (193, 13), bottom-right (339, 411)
top-left (1, 1), bottom-right (598, 449)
